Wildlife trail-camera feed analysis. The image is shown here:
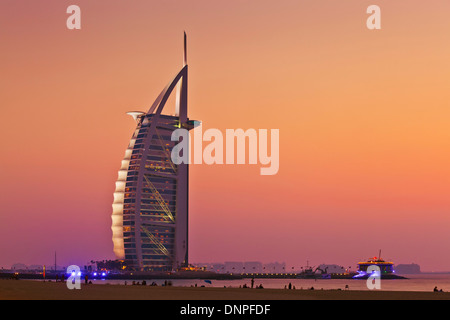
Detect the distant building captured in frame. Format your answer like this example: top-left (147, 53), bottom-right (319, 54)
top-left (224, 262), bottom-right (244, 273)
top-left (11, 263), bottom-right (27, 271)
top-left (28, 265), bottom-right (44, 271)
top-left (318, 264), bottom-right (345, 274)
top-left (194, 261), bottom-right (287, 274)
top-left (212, 263), bottom-right (226, 273)
top-left (395, 263), bottom-right (421, 274)
top-left (263, 262), bottom-right (286, 273)
top-left (244, 262), bottom-right (263, 273)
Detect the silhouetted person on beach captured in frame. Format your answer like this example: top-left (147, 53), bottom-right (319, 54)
top-left (434, 286), bottom-right (438, 292)
top-left (288, 282), bottom-right (292, 290)
top-left (251, 278), bottom-right (254, 289)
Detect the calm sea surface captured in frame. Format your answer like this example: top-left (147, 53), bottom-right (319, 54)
top-left (89, 274), bottom-right (450, 292)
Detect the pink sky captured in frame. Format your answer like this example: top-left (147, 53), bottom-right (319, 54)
top-left (1, 0), bottom-right (450, 271)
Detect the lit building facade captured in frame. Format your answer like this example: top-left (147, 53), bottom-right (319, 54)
top-left (111, 34), bottom-right (197, 271)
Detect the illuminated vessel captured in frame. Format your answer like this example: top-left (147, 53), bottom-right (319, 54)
top-left (353, 250), bottom-right (407, 279)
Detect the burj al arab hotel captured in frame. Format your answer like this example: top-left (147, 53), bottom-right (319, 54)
top-left (111, 34), bottom-right (198, 271)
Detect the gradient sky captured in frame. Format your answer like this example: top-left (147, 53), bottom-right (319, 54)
top-left (1, 0), bottom-right (450, 271)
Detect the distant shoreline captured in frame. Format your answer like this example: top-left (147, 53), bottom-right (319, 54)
top-left (3, 271), bottom-right (450, 283)
top-left (0, 271), bottom-right (243, 281)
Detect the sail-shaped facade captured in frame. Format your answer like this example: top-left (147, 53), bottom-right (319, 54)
top-left (111, 34), bottom-right (197, 271)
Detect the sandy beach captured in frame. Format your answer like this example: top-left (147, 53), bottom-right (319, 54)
top-left (1, 280), bottom-right (450, 300)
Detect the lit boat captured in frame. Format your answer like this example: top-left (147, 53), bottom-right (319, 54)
top-left (353, 250), bottom-right (407, 279)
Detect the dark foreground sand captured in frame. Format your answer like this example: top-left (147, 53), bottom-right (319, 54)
top-left (1, 280), bottom-right (449, 300)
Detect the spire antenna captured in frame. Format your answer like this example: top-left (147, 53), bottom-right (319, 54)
top-left (183, 31), bottom-right (187, 66)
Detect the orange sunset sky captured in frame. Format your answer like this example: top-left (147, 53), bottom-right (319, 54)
top-left (1, 0), bottom-right (450, 271)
